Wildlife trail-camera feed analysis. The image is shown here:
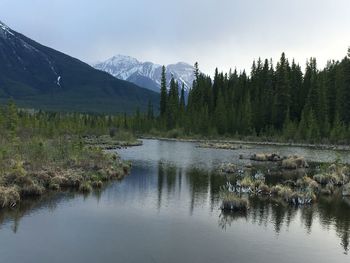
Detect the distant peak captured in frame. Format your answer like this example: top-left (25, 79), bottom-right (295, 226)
top-left (110, 54), bottom-right (139, 63)
top-left (176, 62), bottom-right (191, 66)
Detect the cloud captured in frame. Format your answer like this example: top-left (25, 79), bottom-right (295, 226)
top-left (1, 0), bottom-right (349, 74)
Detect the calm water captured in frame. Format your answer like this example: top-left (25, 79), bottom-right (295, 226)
top-left (0, 139), bottom-right (350, 263)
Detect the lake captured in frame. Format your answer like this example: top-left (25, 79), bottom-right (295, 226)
top-left (0, 139), bottom-right (349, 263)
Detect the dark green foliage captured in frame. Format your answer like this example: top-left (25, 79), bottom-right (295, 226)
top-left (140, 49), bottom-right (350, 144)
top-left (160, 66), bottom-right (167, 117)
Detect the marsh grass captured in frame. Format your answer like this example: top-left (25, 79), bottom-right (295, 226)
top-left (0, 136), bottom-right (130, 209)
top-left (220, 192), bottom-right (249, 211)
top-left (221, 158), bottom-right (349, 207)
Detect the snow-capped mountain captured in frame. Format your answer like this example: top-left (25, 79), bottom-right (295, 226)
top-left (0, 20), bottom-right (159, 113)
top-left (94, 55), bottom-right (196, 93)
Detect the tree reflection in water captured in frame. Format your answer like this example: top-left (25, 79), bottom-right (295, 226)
top-left (0, 163), bottom-right (349, 254)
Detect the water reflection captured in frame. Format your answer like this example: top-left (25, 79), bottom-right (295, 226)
top-left (1, 161), bottom-right (350, 255)
top-left (154, 161), bottom-right (350, 254)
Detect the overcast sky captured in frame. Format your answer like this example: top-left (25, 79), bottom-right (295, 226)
top-left (1, 0), bottom-right (349, 74)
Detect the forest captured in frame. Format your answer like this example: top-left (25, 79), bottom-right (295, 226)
top-left (1, 49), bottom-right (350, 144)
top-left (151, 49), bottom-right (350, 143)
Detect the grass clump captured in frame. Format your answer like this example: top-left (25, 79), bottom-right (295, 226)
top-left (343, 183), bottom-right (350, 196)
top-left (0, 187), bottom-right (20, 208)
top-left (240, 176), bottom-right (254, 188)
top-left (79, 181), bottom-right (92, 193)
top-left (281, 156), bottom-right (308, 169)
top-left (257, 183), bottom-right (270, 195)
top-left (221, 192), bottom-right (249, 211)
top-left (92, 180), bottom-right (103, 189)
top-left (0, 136), bottom-right (131, 209)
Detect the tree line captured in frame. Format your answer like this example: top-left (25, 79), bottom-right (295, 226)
top-left (1, 48), bottom-right (350, 144)
top-left (153, 49), bottom-right (350, 143)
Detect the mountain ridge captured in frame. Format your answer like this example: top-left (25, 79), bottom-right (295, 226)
top-left (0, 21), bottom-right (159, 113)
top-left (94, 55), bottom-right (197, 93)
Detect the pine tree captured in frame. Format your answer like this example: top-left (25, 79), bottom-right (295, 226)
top-left (166, 77), bottom-right (179, 129)
top-left (273, 53), bottom-right (291, 129)
top-left (147, 100), bottom-right (154, 120)
top-left (6, 100), bottom-right (18, 139)
top-left (160, 65), bottom-right (167, 117)
top-left (214, 89), bottom-right (227, 134)
top-left (194, 62), bottom-right (199, 81)
top-left (343, 50), bottom-right (350, 123)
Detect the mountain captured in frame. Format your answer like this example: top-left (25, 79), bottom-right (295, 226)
top-left (94, 55), bottom-right (196, 93)
top-left (0, 21), bottom-right (159, 113)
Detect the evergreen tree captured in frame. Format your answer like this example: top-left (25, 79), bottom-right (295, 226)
top-left (6, 100), bottom-right (18, 138)
top-left (147, 100), bottom-right (154, 120)
top-left (160, 65), bottom-right (167, 117)
top-left (273, 53), bottom-right (291, 129)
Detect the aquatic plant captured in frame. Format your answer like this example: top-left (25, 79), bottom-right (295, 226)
top-left (20, 183), bottom-right (44, 197)
top-left (92, 180), bottom-right (103, 188)
top-left (257, 183), bottom-right (270, 195)
top-left (281, 156), bottom-right (308, 169)
top-left (240, 176), bottom-right (254, 188)
top-left (79, 181), bottom-right (92, 193)
top-left (296, 176), bottom-right (319, 192)
top-left (221, 193), bottom-right (249, 211)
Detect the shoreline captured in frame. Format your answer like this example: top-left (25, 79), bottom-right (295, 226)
top-left (140, 136), bottom-right (350, 151)
top-left (0, 137), bottom-right (141, 210)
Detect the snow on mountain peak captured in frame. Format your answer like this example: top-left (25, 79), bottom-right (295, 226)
top-left (93, 55), bottom-right (197, 93)
top-left (110, 54), bottom-right (139, 64)
top-left (0, 20), bottom-right (14, 37)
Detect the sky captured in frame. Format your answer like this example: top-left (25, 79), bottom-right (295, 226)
top-left (1, 0), bottom-right (350, 74)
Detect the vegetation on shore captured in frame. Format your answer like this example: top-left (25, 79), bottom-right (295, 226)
top-left (0, 101), bottom-right (134, 209)
top-left (114, 49), bottom-right (350, 145)
top-left (220, 158), bottom-right (350, 210)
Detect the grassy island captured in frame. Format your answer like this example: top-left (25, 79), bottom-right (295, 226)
top-left (0, 101), bottom-right (136, 209)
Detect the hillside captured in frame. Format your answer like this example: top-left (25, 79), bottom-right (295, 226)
top-left (0, 21), bottom-right (159, 113)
